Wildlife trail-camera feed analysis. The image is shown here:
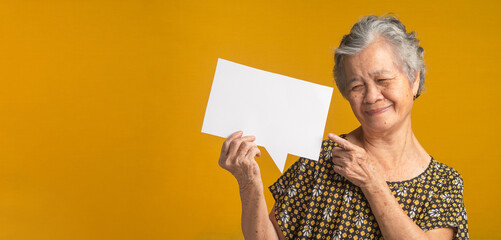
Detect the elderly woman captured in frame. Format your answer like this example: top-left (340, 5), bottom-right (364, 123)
top-left (218, 15), bottom-right (468, 239)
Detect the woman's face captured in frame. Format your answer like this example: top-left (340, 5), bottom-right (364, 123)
top-left (343, 37), bottom-right (420, 133)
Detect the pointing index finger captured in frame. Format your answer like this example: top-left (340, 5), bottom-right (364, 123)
top-left (327, 133), bottom-right (355, 151)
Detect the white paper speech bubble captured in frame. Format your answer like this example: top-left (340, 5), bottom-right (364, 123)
top-left (202, 58), bottom-right (333, 172)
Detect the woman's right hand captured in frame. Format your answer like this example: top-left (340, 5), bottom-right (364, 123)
top-left (219, 131), bottom-right (263, 191)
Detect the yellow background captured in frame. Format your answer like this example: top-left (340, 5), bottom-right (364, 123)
top-left (0, 0), bottom-right (499, 239)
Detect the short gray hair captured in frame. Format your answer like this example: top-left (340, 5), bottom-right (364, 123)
top-left (333, 15), bottom-right (426, 99)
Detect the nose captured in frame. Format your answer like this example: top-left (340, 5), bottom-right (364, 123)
top-left (363, 84), bottom-right (383, 104)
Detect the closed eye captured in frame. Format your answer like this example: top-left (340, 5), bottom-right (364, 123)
top-left (377, 78), bottom-right (393, 86)
top-left (351, 85), bottom-right (363, 91)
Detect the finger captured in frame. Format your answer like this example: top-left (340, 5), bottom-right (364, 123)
top-left (332, 155), bottom-right (349, 168)
top-left (327, 133), bottom-right (356, 151)
top-left (332, 148), bottom-right (350, 159)
top-left (333, 164), bottom-right (347, 177)
top-left (331, 146), bottom-right (347, 156)
top-left (227, 135), bottom-right (256, 159)
top-left (241, 135), bottom-right (256, 142)
top-left (245, 146), bottom-right (261, 160)
top-left (222, 131), bottom-right (243, 155)
top-left (254, 146), bottom-right (262, 157)
top-left (236, 140), bottom-right (257, 160)
top-left (228, 130), bottom-right (244, 140)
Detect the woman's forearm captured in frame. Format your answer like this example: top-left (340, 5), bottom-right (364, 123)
top-left (217, 131), bottom-right (277, 239)
top-left (239, 180), bottom-right (279, 240)
top-left (361, 181), bottom-right (429, 240)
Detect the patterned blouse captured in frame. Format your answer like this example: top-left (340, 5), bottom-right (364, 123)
top-left (269, 136), bottom-right (469, 239)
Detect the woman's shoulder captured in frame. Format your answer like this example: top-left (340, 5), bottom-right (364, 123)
top-left (427, 158), bottom-right (465, 191)
top-left (431, 158), bottom-right (464, 179)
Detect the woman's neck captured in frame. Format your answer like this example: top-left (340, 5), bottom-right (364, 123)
top-left (348, 120), bottom-right (429, 181)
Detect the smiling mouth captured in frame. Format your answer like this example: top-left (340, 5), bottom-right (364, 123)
top-left (365, 105), bottom-right (392, 115)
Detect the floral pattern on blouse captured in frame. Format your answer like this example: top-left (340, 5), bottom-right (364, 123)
top-left (269, 136), bottom-right (469, 239)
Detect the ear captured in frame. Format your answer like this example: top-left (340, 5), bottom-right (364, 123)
top-left (411, 71), bottom-right (421, 96)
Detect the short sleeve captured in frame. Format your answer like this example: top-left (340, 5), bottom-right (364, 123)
top-left (269, 157), bottom-right (316, 202)
top-left (421, 170), bottom-right (469, 239)
top-left (268, 138), bottom-right (338, 202)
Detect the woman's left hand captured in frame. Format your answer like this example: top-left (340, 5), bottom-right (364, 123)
top-left (328, 133), bottom-right (384, 190)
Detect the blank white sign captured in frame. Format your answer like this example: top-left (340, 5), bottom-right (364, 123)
top-left (202, 58), bottom-right (333, 173)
